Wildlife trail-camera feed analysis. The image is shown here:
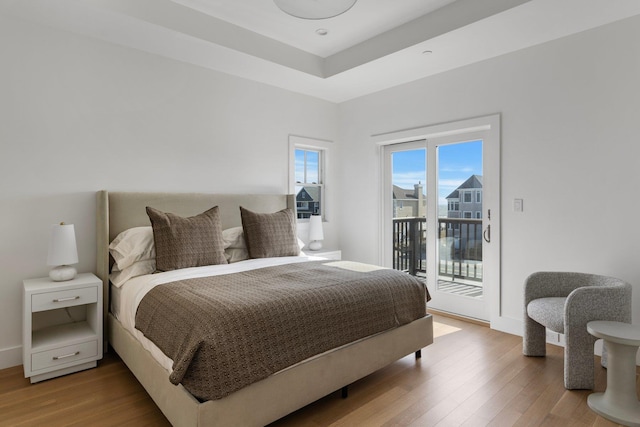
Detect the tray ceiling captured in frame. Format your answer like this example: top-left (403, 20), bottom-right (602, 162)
top-left (2, 0), bottom-right (640, 102)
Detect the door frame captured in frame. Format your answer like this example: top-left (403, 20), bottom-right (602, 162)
top-left (381, 139), bottom-right (427, 282)
top-left (374, 114), bottom-right (501, 325)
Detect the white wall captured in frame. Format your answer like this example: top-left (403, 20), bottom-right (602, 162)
top-left (2, 10), bottom-right (639, 371)
top-left (0, 16), bottom-right (338, 368)
top-left (336, 15), bottom-right (640, 333)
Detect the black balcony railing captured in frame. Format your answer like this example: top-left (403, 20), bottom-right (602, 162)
top-left (438, 218), bottom-right (483, 282)
top-left (393, 217), bottom-right (426, 277)
top-left (392, 217), bottom-right (483, 282)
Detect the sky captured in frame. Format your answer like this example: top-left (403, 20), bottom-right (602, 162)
top-left (295, 149), bottom-right (319, 184)
top-left (392, 140), bottom-right (483, 206)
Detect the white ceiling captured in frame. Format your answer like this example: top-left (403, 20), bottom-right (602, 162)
top-left (170, 0), bottom-right (460, 58)
top-left (3, 0), bottom-right (640, 103)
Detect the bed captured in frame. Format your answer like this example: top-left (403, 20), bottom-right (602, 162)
top-left (96, 191), bottom-right (433, 426)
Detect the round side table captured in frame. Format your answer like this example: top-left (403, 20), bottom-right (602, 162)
top-left (586, 321), bottom-right (640, 427)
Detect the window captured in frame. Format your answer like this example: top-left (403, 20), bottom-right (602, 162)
top-left (463, 191), bottom-right (472, 203)
top-left (295, 148), bottom-right (322, 219)
top-left (475, 211), bottom-right (482, 219)
top-left (290, 136), bottom-right (330, 220)
top-left (476, 191), bottom-right (482, 203)
top-left (449, 201), bottom-right (459, 211)
top-left (463, 211), bottom-right (473, 218)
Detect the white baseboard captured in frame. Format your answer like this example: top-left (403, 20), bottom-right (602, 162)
top-left (0, 345), bottom-right (22, 370)
top-left (491, 315), bottom-right (522, 337)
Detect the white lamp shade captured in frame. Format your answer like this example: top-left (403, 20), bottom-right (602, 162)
top-left (308, 215), bottom-right (324, 241)
top-left (47, 223), bottom-right (79, 266)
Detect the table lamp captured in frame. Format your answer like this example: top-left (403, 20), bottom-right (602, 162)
top-left (47, 222), bottom-right (79, 281)
top-left (308, 215), bottom-right (324, 251)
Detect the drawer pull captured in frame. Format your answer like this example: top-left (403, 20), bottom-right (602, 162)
top-left (53, 351), bottom-right (80, 360)
top-left (53, 296), bottom-right (80, 303)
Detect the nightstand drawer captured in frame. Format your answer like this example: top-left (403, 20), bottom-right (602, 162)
top-left (32, 287), bottom-right (97, 312)
top-left (31, 340), bottom-right (98, 372)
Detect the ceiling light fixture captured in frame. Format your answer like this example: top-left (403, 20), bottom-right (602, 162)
top-left (273, 0), bottom-right (357, 20)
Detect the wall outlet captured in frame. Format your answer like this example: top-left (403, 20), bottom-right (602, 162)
top-left (546, 330), bottom-right (560, 343)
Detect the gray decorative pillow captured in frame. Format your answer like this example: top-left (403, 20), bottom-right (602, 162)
top-left (240, 207), bottom-right (299, 259)
top-left (146, 206), bottom-right (228, 271)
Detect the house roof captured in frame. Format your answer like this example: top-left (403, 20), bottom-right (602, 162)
top-left (393, 185), bottom-right (425, 200)
top-left (296, 186), bottom-right (320, 202)
top-left (446, 175), bottom-right (483, 199)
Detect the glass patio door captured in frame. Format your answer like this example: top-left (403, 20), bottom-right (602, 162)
top-left (428, 137), bottom-right (488, 321)
top-left (388, 141), bottom-right (427, 282)
top-left (381, 116), bottom-right (500, 323)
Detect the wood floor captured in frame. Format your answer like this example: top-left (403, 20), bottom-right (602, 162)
top-left (1, 314), bottom-right (636, 426)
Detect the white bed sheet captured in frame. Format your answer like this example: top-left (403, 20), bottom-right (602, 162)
top-left (112, 256), bottom-right (326, 373)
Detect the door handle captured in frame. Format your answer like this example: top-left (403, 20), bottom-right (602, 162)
top-left (483, 224), bottom-right (491, 243)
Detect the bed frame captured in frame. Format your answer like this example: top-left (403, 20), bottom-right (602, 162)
top-left (96, 191), bottom-right (433, 426)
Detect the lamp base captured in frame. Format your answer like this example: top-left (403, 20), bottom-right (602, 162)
top-left (49, 265), bottom-right (77, 282)
top-left (308, 240), bottom-right (323, 251)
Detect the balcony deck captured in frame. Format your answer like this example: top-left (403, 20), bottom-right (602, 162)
top-left (413, 271), bottom-right (484, 299)
top-left (437, 279), bottom-right (483, 299)
top-left (394, 216), bottom-right (484, 299)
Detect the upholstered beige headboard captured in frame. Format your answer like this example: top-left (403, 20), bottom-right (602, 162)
top-left (95, 191), bottom-right (295, 348)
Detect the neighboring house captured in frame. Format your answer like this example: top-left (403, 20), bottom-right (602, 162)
top-left (393, 183), bottom-right (425, 218)
top-left (446, 175), bottom-right (483, 219)
top-left (445, 175), bottom-right (483, 262)
top-left (296, 186), bottom-right (320, 219)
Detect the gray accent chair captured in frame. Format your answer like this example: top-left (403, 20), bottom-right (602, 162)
top-left (523, 272), bottom-right (632, 389)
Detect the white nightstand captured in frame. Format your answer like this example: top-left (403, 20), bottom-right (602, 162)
top-left (23, 273), bottom-right (103, 383)
top-left (302, 248), bottom-right (342, 260)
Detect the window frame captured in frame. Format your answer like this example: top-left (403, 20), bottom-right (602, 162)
top-left (289, 135), bottom-right (332, 222)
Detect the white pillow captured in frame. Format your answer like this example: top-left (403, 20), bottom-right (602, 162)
top-left (110, 259), bottom-right (156, 287)
top-left (109, 226), bottom-right (155, 271)
top-left (225, 247), bottom-right (249, 263)
top-left (222, 226), bottom-right (245, 249)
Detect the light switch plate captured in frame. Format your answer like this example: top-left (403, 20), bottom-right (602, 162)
top-left (514, 198), bottom-right (523, 212)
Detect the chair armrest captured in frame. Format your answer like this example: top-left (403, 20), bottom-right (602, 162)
top-left (565, 283), bottom-right (632, 326)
